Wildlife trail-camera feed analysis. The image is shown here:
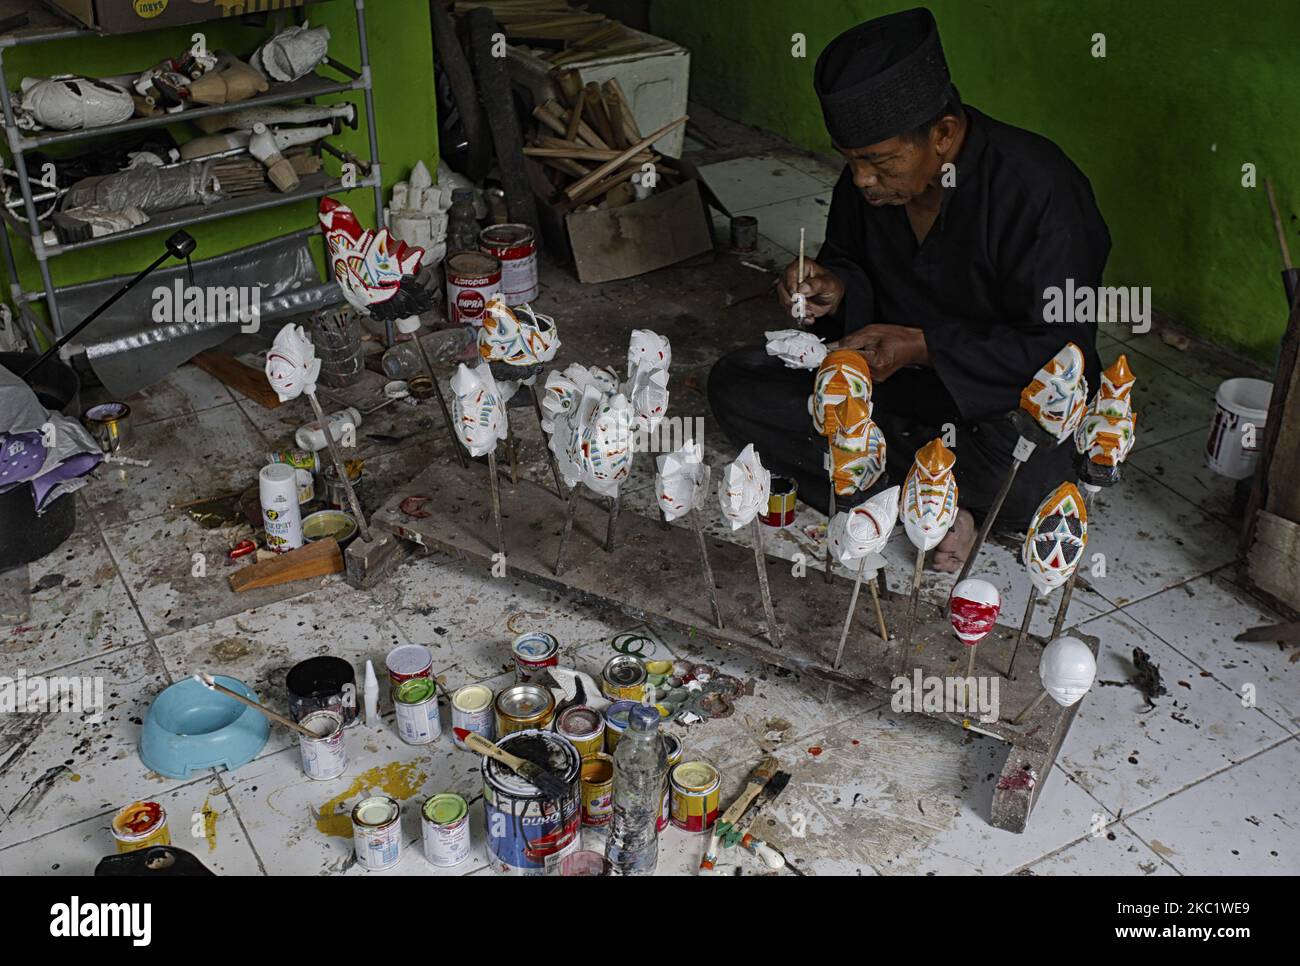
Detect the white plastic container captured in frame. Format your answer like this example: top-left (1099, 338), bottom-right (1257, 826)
top-left (259, 463), bottom-right (304, 553)
top-left (1205, 377), bottom-right (1271, 479)
top-left (295, 406), bottom-right (361, 452)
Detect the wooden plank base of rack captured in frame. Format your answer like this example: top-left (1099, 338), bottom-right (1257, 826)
top-left (371, 456), bottom-right (1098, 833)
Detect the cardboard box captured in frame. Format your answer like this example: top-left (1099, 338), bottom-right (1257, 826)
top-left (49, 0), bottom-right (322, 34)
top-left (527, 159), bottom-right (714, 284)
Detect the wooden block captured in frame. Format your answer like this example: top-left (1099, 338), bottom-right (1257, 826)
top-left (229, 538), bottom-right (343, 592)
top-left (1247, 510), bottom-right (1300, 611)
top-left (191, 352), bottom-right (281, 409)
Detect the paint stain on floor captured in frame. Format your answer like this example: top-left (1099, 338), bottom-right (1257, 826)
top-left (313, 761), bottom-right (429, 838)
top-left (200, 796), bottom-right (219, 852)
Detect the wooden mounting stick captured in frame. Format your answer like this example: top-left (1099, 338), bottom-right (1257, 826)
top-left (563, 116), bottom-right (688, 200)
top-left (533, 101), bottom-right (608, 150)
top-left (565, 87), bottom-right (587, 141)
top-left (750, 518), bottom-right (784, 649)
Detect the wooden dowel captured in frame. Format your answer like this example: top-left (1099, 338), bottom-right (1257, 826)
top-left (563, 116), bottom-right (687, 199)
top-left (565, 87), bottom-right (586, 141)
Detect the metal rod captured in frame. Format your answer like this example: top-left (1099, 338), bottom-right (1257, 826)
top-left (898, 545), bottom-right (925, 673)
top-left (305, 390), bottom-right (373, 543)
top-left (530, 383), bottom-right (566, 497)
top-left (410, 327), bottom-right (467, 467)
top-left (955, 452), bottom-right (1024, 586)
top-left (354, 0), bottom-right (385, 230)
top-left (690, 508), bottom-right (724, 629)
top-left (1011, 687), bottom-right (1050, 725)
top-left (554, 486), bottom-right (577, 576)
top-left (605, 493), bottom-right (621, 552)
top-left (825, 556), bottom-right (867, 704)
top-left (867, 579), bottom-right (889, 643)
top-left (486, 449), bottom-right (506, 558)
top-left (1007, 586), bottom-right (1037, 677)
top-left (824, 447), bottom-right (836, 584)
top-left (506, 417), bottom-right (519, 485)
top-left (749, 518), bottom-right (783, 649)
top-left (966, 643), bottom-right (977, 678)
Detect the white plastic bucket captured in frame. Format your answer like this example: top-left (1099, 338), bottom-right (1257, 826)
top-left (1204, 377), bottom-right (1271, 479)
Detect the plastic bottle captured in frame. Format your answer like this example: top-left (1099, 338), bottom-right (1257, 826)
top-left (295, 406), bottom-right (361, 452)
top-left (606, 705), bottom-right (669, 875)
top-left (445, 188), bottom-right (480, 255)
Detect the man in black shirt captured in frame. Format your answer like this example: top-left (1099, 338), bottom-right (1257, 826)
top-left (708, 6), bottom-right (1109, 572)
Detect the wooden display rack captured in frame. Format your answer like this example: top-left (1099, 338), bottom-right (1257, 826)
top-left (372, 458), bottom-right (1097, 833)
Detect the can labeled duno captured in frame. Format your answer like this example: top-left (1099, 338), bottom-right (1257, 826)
top-left (446, 250), bottom-right (502, 327)
top-left (298, 709), bottom-right (347, 781)
top-left (479, 223), bottom-right (538, 305)
top-left (111, 801), bottom-right (170, 853)
top-left (670, 760), bottom-right (721, 833)
top-left (601, 654), bottom-right (647, 702)
top-left (603, 699), bottom-right (638, 753)
top-left (483, 730), bottom-right (581, 875)
top-left (421, 793), bottom-right (471, 868)
top-left (352, 795), bottom-right (402, 871)
top-left (555, 704), bottom-right (605, 758)
top-left (394, 677), bottom-right (441, 745)
top-left (495, 683), bottom-right (556, 737)
top-left (658, 733), bottom-right (683, 832)
top-left (579, 753), bottom-right (615, 827)
top-left (452, 683), bottom-right (495, 750)
top-left (510, 631), bottom-right (559, 683)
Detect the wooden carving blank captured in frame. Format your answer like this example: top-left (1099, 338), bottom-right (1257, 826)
top-left (229, 538), bottom-right (343, 592)
top-left (192, 352), bottom-right (281, 409)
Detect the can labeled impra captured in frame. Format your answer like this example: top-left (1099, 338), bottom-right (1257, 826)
top-left (658, 733), bottom-right (683, 832)
top-left (394, 677), bottom-right (441, 745)
top-left (352, 795), bottom-right (402, 871)
top-left (452, 683), bottom-right (495, 750)
top-left (494, 683), bottom-right (556, 737)
top-left (601, 654), bottom-right (647, 702)
top-left (670, 760), bottom-right (721, 833)
top-left (579, 753), bottom-right (615, 827)
top-left (421, 793), bottom-right (471, 867)
top-left (603, 699), bottom-right (637, 753)
top-left (479, 223), bottom-right (538, 305)
top-left (555, 704), bottom-right (605, 758)
top-left (483, 730), bottom-right (580, 875)
top-left (510, 631), bottom-right (559, 684)
top-left (111, 801), bottom-right (170, 854)
top-left (446, 250), bottom-right (502, 327)
top-left (385, 643), bottom-right (433, 689)
top-left (298, 709), bottom-right (347, 781)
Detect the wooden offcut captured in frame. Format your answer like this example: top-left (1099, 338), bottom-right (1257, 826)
top-left (191, 352), bottom-right (281, 409)
top-left (229, 538), bottom-right (343, 592)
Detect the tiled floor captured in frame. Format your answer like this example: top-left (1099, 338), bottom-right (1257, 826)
top-left (2, 144), bottom-right (1295, 877)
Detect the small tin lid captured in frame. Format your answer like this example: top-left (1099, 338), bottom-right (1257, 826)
top-left (663, 732), bottom-right (683, 764)
top-left (352, 795), bottom-right (399, 827)
top-left (385, 644), bottom-right (432, 676)
top-left (556, 705), bottom-right (603, 740)
top-left (480, 223), bottom-right (534, 246)
top-left (672, 760), bottom-right (720, 792)
top-left (453, 683), bottom-right (493, 713)
top-left (422, 793), bottom-right (467, 826)
top-left (112, 801), bottom-right (165, 840)
top-left (603, 654), bottom-right (646, 686)
top-left (395, 677), bottom-right (436, 704)
top-left (496, 683), bottom-right (554, 719)
top-left (300, 709), bottom-right (342, 739)
top-left (511, 631), bottom-right (559, 661)
top-left (447, 250), bottom-right (501, 275)
top-left (604, 700), bottom-right (638, 731)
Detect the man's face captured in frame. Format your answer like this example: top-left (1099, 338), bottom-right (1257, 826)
top-left (835, 117), bottom-right (957, 206)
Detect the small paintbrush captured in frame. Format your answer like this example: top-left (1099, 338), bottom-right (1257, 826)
top-left (194, 671), bottom-right (316, 739)
top-left (455, 728), bottom-right (571, 799)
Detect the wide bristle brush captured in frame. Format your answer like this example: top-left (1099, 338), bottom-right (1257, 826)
top-left (454, 728), bottom-right (571, 799)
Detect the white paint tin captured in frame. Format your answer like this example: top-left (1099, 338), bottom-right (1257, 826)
top-left (298, 710), bottom-right (346, 781)
top-left (352, 795), bottom-right (402, 871)
top-left (394, 677), bottom-right (441, 744)
top-left (259, 462), bottom-right (303, 553)
top-left (1205, 377), bottom-right (1271, 479)
top-left (451, 683), bottom-right (495, 750)
top-left (421, 793), bottom-right (471, 867)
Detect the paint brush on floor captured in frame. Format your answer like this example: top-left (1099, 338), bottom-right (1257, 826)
top-left (700, 755), bottom-right (778, 874)
top-left (194, 672), bottom-right (316, 739)
top-left (455, 728), bottom-right (571, 799)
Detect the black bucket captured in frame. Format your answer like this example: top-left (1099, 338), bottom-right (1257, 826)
top-left (0, 351), bottom-right (82, 568)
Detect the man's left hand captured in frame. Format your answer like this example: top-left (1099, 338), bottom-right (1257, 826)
top-left (831, 324), bottom-right (930, 381)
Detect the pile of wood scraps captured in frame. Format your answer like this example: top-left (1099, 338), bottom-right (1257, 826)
top-left (526, 69), bottom-right (687, 211)
top-left (450, 0), bottom-right (674, 64)
top-left (211, 148), bottom-right (323, 198)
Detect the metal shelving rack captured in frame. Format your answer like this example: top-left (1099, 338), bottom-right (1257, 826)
top-left (0, 0), bottom-right (385, 348)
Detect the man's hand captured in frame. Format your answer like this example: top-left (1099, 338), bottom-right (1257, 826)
top-left (777, 257), bottom-right (844, 324)
top-left (833, 324), bottom-right (929, 381)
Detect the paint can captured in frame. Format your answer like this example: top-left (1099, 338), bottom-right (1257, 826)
top-left (760, 475), bottom-right (798, 527)
top-left (385, 643), bottom-right (433, 689)
top-left (658, 733), bottom-right (683, 832)
top-left (479, 224), bottom-right (538, 305)
top-left (82, 401), bottom-right (133, 453)
top-left (579, 753), bottom-right (615, 827)
top-left (510, 631), bottom-right (560, 683)
top-left (494, 683), bottom-right (556, 737)
top-left (286, 655), bottom-right (359, 728)
top-left (729, 215), bottom-right (758, 254)
top-left (670, 760), bottom-right (721, 833)
top-left (351, 795), bottom-right (402, 871)
top-left (452, 683), bottom-right (496, 749)
top-left (1205, 377), bottom-right (1271, 479)
top-left (555, 704), bottom-right (605, 758)
top-left (394, 676), bottom-right (442, 744)
top-left (320, 460), bottom-right (363, 511)
top-left (482, 730), bottom-right (581, 875)
top-left (111, 801), bottom-right (169, 853)
top-left (445, 250), bottom-right (502, 328)
top-left (603, 699), bottom-right (638, 753)
top-left (298, 709), bottom-right (347, 781)
top-left (267, 449), bottom-right (318, 503)
top-left (421, 793), bottom-right (471, 867)
top-left (259, 462), bottom-right (303, 553)
top-left (601, 654), bottom-right (647, 702)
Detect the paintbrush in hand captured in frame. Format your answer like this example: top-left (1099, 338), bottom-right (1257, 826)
top-left (455, 728), bottom-right (571, 799)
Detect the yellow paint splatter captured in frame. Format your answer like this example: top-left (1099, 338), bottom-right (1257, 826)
top-left (314, 761), bottom-right (428, 838)
top-left (200, 796), bottom-right (219, 852)
top-left (69, 774), bottom-right (81, 782)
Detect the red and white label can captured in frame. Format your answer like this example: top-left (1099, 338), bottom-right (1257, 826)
top-left (445, 251), bottom-right (502, 328)
top-left (479, 224), bottom-right (538, 306)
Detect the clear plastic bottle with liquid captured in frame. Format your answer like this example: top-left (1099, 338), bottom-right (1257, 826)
top-left (605, 705), bottom-right (669, 875)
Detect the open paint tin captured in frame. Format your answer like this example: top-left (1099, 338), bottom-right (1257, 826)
top-left (286, 655), bottom-right (359, 728)
top-left (760, 475), bottom-right (797, 527)
top-left (421, 793), bottom-right (471, 867)
top-left (83, 401), bottom-right (132, 453)
top-left (510, 631), bottom-right (559, 683)
top-left (111, 801), bottom-right (169, 853)
top-left (670, 760), bottom-right (721, 833)
top-left (494, 683), bottom-right (556, 737)
top-left (352, 795), bottom-right (402, 871)
top-left (302, 508), bottom-right (359, 548)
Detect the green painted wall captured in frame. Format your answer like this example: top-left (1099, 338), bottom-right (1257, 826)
top-left (650, 0), bottom-right (1298, 360)
top-left (4, 0), bottom-right (437, 324)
